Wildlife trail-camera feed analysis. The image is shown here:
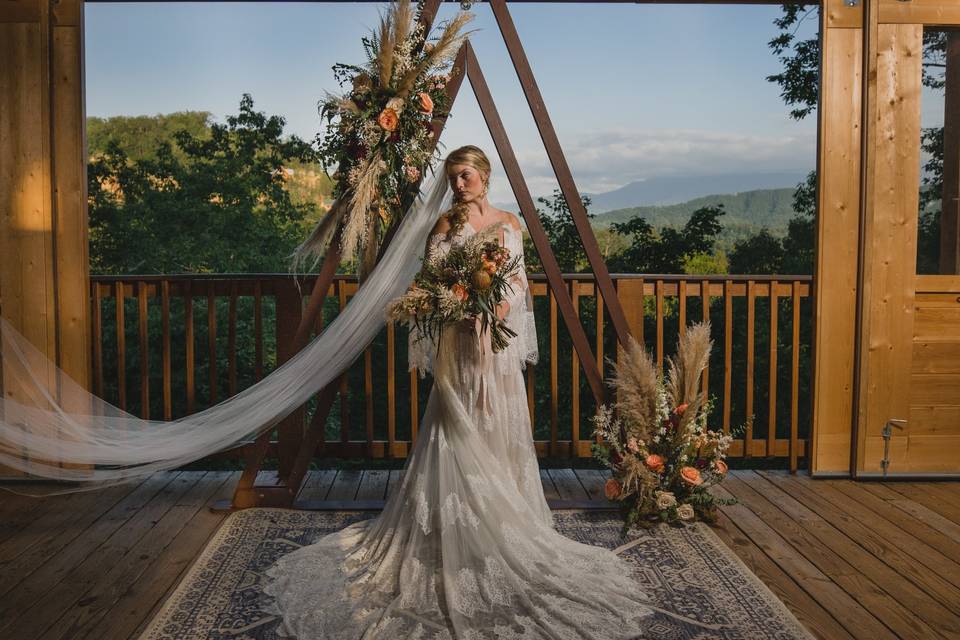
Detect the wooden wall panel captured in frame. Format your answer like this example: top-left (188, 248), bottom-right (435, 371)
top-left (825, 0), bottom-right (862, 30)
top-left (0, 0), bottom-right (91, 477)
top-left (854, 23), bottom-right (924, 475)
top-left (810, 22), bottom-right (862, 475)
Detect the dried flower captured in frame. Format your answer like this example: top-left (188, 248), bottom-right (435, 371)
top-left (604, 478), bottom-right (622, 500)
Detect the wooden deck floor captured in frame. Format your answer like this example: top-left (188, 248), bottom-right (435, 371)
top-left (0, 469), bottom-right (958, 640)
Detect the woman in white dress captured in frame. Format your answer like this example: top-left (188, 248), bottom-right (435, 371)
top-left (261, 146), bottom-right (654, 639)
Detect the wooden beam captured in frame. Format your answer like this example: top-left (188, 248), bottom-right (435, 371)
top-left (490, 0), bottom-right (633, 349)
top-left (810, 12), bottom-right (862, 475)
top-left (463, 41), bottom-right (606, 402)
top-left (879, 0), bottom-right (960, 26)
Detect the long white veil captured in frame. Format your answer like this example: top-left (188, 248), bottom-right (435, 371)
top-left (0, 166), bottom-right (452, 496)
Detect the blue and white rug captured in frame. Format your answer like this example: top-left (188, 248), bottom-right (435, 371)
top-left (139, 508), bottom-right (813, 639)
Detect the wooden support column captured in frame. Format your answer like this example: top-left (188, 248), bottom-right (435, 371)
top-left (941, 31), bottom-right (960, 275)
top-left (0, 0), bottom-right (90, 477)
top-left (810, 0), bottom-right (863, 475)
top-left (853, 9), bottom-right (923, 475)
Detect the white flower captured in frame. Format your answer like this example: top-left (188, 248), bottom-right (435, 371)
top-left (386, 97), bottom-right (405, 113)
top-left (677, 504), bottom-right (695, 521)
top-left (655, 491), bottom-right (677, 510)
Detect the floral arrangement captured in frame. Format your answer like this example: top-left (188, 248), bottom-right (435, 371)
top-left (291, 0), bottom-right (476, 279)
top-left (386, 228), bottom-right (521, 352)
top-left (591, 322), bottom-right (736, 533)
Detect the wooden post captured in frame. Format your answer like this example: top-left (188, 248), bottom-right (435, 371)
top-left (0, 0), bottom-right (90, 477)
top-left (809, 0), bottom-right (863, 475)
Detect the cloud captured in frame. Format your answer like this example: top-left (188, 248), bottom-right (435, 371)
top-left (486, 127), bottom-right (816, 204)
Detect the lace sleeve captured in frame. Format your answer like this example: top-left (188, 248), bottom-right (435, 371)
top-left (495, 226), bottom-right (539, 375)
top-left (407, 232), bottom-right (449, 378)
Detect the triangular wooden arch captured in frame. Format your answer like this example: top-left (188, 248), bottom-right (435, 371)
top-left (218, 0), bottom-right (633, 510)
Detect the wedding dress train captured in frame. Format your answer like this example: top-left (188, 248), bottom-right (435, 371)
top-left (261, 222), bottom-right (654, 639)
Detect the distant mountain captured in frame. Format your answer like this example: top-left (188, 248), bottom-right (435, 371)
top-left (592, 188), bottom-right (798, 232)
top-left (582, 172), bottom-right (809, 212)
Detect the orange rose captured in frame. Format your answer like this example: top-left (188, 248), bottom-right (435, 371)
top-left (482, 259), bottom-right (497, 275)
top-left (680, 466), bottom-right (703, 486)
top-left (673, 403), bottom-right (689, 416)
top-left (644, 454), bottom-right (665, 473)
top-left (418, 91), bottom-right (434, 114)
top-left (378, 107), bottom-right (399, 132)
top-left (603, 478), bottom-right (622, 500)
top-left (714, 460), bottom-right (728, 475)
top-left (450, 283), bottom-right (468, 302)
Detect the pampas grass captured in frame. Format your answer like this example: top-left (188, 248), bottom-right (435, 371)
top-left (664, 322), bottom-right (712, 431)
top-left (609, 335), bottom-right (660, 441)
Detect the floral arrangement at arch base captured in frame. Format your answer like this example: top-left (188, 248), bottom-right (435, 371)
top-left (591, 321), bottom-right (737, 534)
top-left (290, 0), bottom-right (477, 279)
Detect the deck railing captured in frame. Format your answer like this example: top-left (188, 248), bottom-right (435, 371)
top-left (90, 272), bottom-right (813, 471)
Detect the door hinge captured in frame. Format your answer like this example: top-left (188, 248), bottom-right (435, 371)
top-left (880, 419), bottom-right (907, 478)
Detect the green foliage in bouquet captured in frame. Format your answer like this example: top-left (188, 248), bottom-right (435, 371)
top-left (591, 322), bottom-right (738, 534)
top-left (296, 0), bottom-right (477, 279)
top-left (387, 228), bottom-right (521, 354)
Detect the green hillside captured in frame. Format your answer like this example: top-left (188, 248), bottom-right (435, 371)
top-left (592, 188), bottom-right (797, 233)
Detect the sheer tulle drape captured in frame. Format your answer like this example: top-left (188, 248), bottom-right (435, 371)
top-left (261, 226), bottom-right (655, 640)
top-left (0, 167), bottom-right (453, 496)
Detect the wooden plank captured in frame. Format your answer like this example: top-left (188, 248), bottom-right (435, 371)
top-left (887, 482), bottom-right (960, 524)
top-left (753, 472), bottom-right (960, 636)
top-left (942, 31), bottom-right (960, 275)
top-left (539, 469), bottom-right (561, 501)
top-left (722, 474), bottom-right (930, 639)
top-left (386, 469), bottom-right (406, 498)
top-left (854, 23), bottom-right (922, 475)
top-left (912, 342), bottom-right (960, 374)
top-left (0, 472), bottom-right (189, 637)
top-left (711, 508), bottom-right (856, 640)
top-left (548, 468), bottom-right (588, 501)
top-left (710, 483), bottom-right (896, 640)
top-left (296, 469), bottom-right (337, 502)
top-left (100, 473), bottom-right (236, 640)
top-left (38, 472), bottom-right (230, 640)
top-left (355, 469), bottom-right (389, 501)
top-left (811, 22), bottom-right (862, 474)
top-left (573, 468), bottom-right (608, 501)
top-left (825, 0), bottom-right (862, 29)
top-left (325, 469), bottom-right (363, 501)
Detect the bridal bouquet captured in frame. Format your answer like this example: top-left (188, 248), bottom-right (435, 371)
top-left (310, 0), bottom-right (476, 273)
top-left (387, 231), bottom-right (522, 352)
top-left (591, 322), bottom-right (735, 532)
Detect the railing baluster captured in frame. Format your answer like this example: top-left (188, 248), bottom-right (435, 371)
top-left (254, 280), bottom-right (263, 381)
top-left (745, 279), bottom-right (756, 458)
top-left (138, 281), bottom-right (149, 419)
top-left (387, 321), bottom-right (396, 458)
top-left (571, 281), bottom-right (580, 448)
top-left (161, 280), bottom-right (171, 420)
top-left (723, 279), bottom-right (732, 436)
top-left (791, 280), bottom-right (801, 473)
top-left (549, 287), bottom-right (558, 456)
top-left (115, 281), bottom-right (126, 412)
top-left (228, 281), bottom-right (238, 397)
top-left (92, 282), bottom-right (103, 398)
top-left (207, 283), bottom-right (217, 406)
top-left (768, 280), bottom-right (779, 457)
top-left (184, 281), bottom-right (195, 415)
top-left (679, 279), bottom-right (687, 338)
top-left (701, 279), bottom-right (710, 395)
top-left (338, 280), bottom-right (350, 443)
top-left (655, 279), bottom-right (664, 369)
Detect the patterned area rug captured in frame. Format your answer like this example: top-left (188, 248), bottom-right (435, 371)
top-left (139, 508), bottom-right (813, 640)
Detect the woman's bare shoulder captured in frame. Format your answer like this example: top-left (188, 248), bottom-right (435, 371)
top-left (430, 216), bottom-right (451, 235)
top-left (496, 209), bottom-right (522, 230)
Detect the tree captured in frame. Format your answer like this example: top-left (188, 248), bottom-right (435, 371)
top-left (522, 189), bottom-right (596, 272)
top-left (607, 205), bottom-right (725, 274)
top-left (88, 94), bottom-right (321, 274)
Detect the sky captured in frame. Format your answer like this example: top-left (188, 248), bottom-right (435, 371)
top-left (83, 2), bottom-right (937, 205)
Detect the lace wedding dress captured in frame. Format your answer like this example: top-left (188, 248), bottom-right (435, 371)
top-left (261, 220), bottom-right (654, 639)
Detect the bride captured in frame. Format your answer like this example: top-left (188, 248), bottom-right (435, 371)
top-left (260, 146), bottom-right (655, 639)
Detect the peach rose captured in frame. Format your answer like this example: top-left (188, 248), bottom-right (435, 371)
top-left (673, 403), bottom-right (689, 416)
top-left (680, 466), bottom-right (703, 486)
top-left (676, 503), bottom-right (695, 521)
top-left (604, 478), bottom-right (622, 500)
top-left (377, 107), bottom-right (399, 132)
top-left (644, 454), bottom-right (665, 473)
top-left (450, 283), bottom-right (468, 302)
top-left (714, 459), bottom-right (728, 475)
top-left (482, 259), bottom-right (497, 275)
top-left (418, 91), bottom-right (434, 114)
